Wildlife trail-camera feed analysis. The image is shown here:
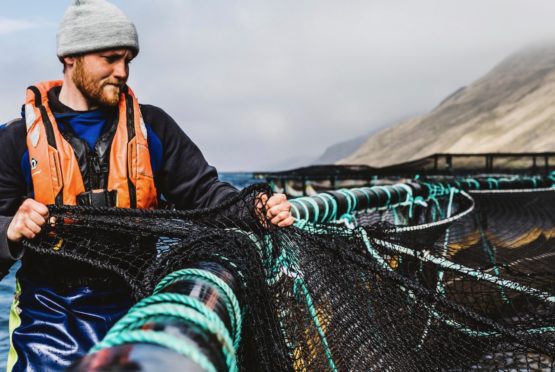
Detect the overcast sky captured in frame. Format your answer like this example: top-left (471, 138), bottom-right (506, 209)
top-left (2, 1), bottom-right (555, 171)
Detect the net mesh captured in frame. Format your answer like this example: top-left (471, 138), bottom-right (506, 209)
top-left (22, 179), bottom-right (555, 371)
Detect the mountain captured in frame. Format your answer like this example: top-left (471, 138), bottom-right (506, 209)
top-left (313, 117), bottom-right (412, 165)
top-left (313, 133), bottom-right (370, 165)
top-left (264, 154), bottom-right (317, 172)
top-left (339, 44), bottom-right (555, 167)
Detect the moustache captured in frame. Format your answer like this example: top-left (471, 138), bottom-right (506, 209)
top-left (103, 81), bottom-right (125, 90)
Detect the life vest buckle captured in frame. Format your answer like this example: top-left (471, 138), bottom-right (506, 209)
top-left (76, 189), bottom-right (117, 207)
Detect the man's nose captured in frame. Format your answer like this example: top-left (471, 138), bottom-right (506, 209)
top-left (113, 60), bottom-right (128, 80)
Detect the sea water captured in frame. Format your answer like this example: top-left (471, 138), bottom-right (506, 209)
top-left (0, 173), bottom-right (259, 368)
top-left (0, 264), bottom-right (16, 369)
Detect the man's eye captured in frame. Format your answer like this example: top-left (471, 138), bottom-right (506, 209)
top-left (105, 56), bottom-right (119, 63)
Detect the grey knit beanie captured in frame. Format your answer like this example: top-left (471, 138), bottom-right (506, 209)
top-left (57, 0), bottom-right (139, 57)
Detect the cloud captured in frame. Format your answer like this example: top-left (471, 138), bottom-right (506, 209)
top-left (0, 18), bottom-right (55, 35)
top-left (3, 1), bottom-right (555, 171)
top-left (0, 18), bottom-right (36, 34)
top-left (117, 0), bottom-right (555, 170)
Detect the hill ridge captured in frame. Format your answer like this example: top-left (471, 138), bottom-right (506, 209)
top-left (339, 43), bottom-right (555, 167)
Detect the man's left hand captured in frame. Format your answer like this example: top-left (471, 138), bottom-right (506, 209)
top-left (262, 193), bottom-right (294, 227)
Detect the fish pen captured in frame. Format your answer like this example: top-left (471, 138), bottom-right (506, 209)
top-left (256, 152), bottom-right (555, 197)
top-left (18, 171), bottom-right (555, 371)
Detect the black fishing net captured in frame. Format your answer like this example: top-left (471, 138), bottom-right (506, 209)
top-left (22, 182), bottom-right (555, 371)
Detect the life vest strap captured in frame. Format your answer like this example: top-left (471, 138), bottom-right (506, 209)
top-left (76, 189), bottom-right (117, 207)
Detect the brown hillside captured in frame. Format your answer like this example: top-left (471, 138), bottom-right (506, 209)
top-left (339, 44), bottom-right (555, 167)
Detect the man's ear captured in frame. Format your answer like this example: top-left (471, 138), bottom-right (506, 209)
top-left (63, 56), bottom-right (77, 68)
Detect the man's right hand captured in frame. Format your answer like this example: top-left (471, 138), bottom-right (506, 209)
top-left (7, 199), bottom-right (49, 242)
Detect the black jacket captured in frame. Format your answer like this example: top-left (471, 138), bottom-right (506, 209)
top-left (0, 94), bottom-right (238, 274)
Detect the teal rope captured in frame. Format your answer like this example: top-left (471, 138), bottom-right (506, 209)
top-left (337, 189), bottom-right (356, 215)
top-left (313, 194), bottom-right (331, 222)
top-left (297, 199), bottom-right (311, 222)
top-left (417, 188), bottom-right (456, 349)
top-left (392, 185), bottom-right (403, 206)
top-left (391, 205), bottom-right (400, 225)
top-left (106, 304), bottom-right (235, 353)
top-left (130, 292), bottom-right (241, 349)
top-left (376, 186), bottom-right (392, 208)
top-left (92, 330), bottom-right (219, 372)
top-left (411, 195), bottom-right (427, 219)
top-left (436, 187), bottom-right (456, 294)
top-left (374, 238), bottom-right (555, 304)
top-left (359, 228), bottom-right (394, 271)
top-left (293, 278), bottom-right (338, 372)
top-left (153, 269), bottom-right (242, 348)
top-left (475, 215), bottom-right (510, 304)
top-left (322, 193), bottom-right (338, 222)
top-left (430, 310), bottom-right (555, 337)
top-left (290, 202), bottom-right (301, 219)
top-left (293, 176), bottom-right (551, 224)
top-left (328, 193), bottom-right (339, 221)
top-left (429, 197), bottom-right (444, 220)
top-left (303, 197), bottom-right (321, 223)
top-left (339, 213), bottom-right (357, 227)
top-left (337, 189), bottom-right (352, 214)
top-left (531, 176), bottom-right (538, 188)
top-left (241, 230), bottom-right (286, 285)
top-left (487, 177), bottom-right (499, 189)
top-left (361, 227), bottom-right (529, 340)
top-left (360, 188), bottom-right (372, 209)
top-left (307, 223), bottom-right (549, 341)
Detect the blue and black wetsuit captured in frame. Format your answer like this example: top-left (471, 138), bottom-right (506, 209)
top-left (0, 86), bottom-right (238, 371)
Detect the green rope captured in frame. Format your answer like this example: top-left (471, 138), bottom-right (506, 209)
top-left (430, 310), bottom-right (555, 337)
top-left (302, 197), bottom-right (321, 223)
top-left (531, 176), bottom-right (538, 188)
top-left (475, 214), bottom-right (510, 304)
top-left (92, 330), bottom-right (219, 372)
top-left (374, 238), bottom-right (555, 304)
top-left (107, 304), bottom-right (234, 349)
top-left (408, 195), bottom-right (425, 220)
top-left (436, 187), bottom-right (456, 294)
top-left (130, 292), bottom-right (241, 349)
top-left (293, 278), bottom-right (338, 372)
top-left (359, 188), bottom-right (372, 209)
top-left (153, 269), bottom-right (242, 348)
top-left (360, 230), bottom-right (555, 340)
top-left (322, 193), bottom-right (338, 222)
top-left (290, 202), bottom-right (301, 220)
top-left (338, 189), bottom-right (356, 215)
top-left (313, 194), bottom-right (331, 222)
top-left (339, 213), bottom-right (357, 228)
top-left (417, 187), bottom-right (455, 349)
top-left (297, 199), bottom-right (311, 222)
top-left (375, 186), bottom-right (392, 208)
top-left (431, 196), bottom-right (445, 220)
top-left (101, 303), bottom-right (237, 370)
top-left (487, 177), bottom-right (499, 189)
top-left (359, 228), bottom-right (393, 272)
top-left (391, 205), bottom-right (400, 225)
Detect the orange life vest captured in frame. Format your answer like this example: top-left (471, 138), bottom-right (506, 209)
top-left (25, 80), bottom-right (158, 208)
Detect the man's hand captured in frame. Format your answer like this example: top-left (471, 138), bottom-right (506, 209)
top-left (260, 193), bottom-right (294, 227)
top-left (7, 199), bottom-right (49, 242)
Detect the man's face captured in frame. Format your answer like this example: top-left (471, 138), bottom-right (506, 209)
top-left (72, 49), bottom-right (134, 107)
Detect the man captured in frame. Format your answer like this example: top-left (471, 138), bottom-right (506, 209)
top-left (0, 0), bottom-right (294, 370)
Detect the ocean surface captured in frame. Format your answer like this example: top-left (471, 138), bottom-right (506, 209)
top-left (0, 172), bottom-right (259, 369)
